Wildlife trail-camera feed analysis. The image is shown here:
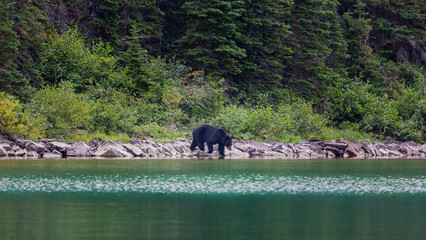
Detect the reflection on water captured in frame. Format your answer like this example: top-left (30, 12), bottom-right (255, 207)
top-left (1, 174), bottom-right (425, 195)
top-left (0, 158), bottom-right (425, 240)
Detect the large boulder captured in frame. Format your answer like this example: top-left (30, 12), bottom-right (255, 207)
top-left (43, 152), bottom-right (63, 159)
top-left (324, 141), bottom-right (348, 151)
top-left (46, 141), bottom-right (72, 155)
top-left (345, 141), bottom-right (366, 157)
top-left (228, 148), bottom-right (250, 158)
top-left (69, 141), bottom-right (91, 157)
top-left (361, 143), bottom-right (377, 157)
top-left (27, 151), bottom-right (40, 158)
top-left (24, 141), bottom-right (46, 154)
top-left (15, 149), bottom-right (27, 157)
top-left (0, 146), bottom-right (7, 156)
top-left (88, 138), bottom-right (105, 150)
top-left (122, 144), bottom-right (144, 157)
top-left (94, 141), bottom-right (134, 158)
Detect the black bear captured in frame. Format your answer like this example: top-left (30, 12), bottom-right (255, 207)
top-left (190, 124), bottom-right (232, 156)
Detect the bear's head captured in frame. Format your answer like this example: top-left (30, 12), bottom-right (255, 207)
top-left (224, 135), bottom-right (232, 150)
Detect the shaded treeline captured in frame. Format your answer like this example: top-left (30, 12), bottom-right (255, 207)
top-left (0, 0), bottom-right (425, 142)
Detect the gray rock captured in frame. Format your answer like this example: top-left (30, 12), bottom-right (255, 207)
top-left (27, 151), bottom-right (39, 157)
top-left (246, 140), bottom-right (271, 150)
top-left (94, 141), bottom-right (133, 158)
top-left (129, 139), bottom-right (143, 145)
top-left (7, 150), bottom-right (16, 156)
top-left (88, 138), bottom-right (104, 149)
top-left (227, 148), bottom-right (250, 158)
top-left (15, 149), bottom-right (27, 156)
top-left (362, 143), bottom-right (376, 157)
top-left (387, 149), bottom-right (402, 157)
top-left (0, 144), bottom-right (12, 151)
top-left (287, 144), bottom-right (298, 154)
top-left (52, 150), bottom-right (63, 155)
top-left (377, 148), bottom-right (389, 156)
top-left (143, 145), bottom-right (158, 157)
top-left (326, 150), bottom-right (336, 158)
top-left (309, 146), bottom-right (326, 157)
top-left (122, 144), bottom-right (144, 156)
top-left (324, 141), bottom-right (348, 151)
top-left (43, 152), bottom-right (63, 158)
top-left (345, 141), bottom-right (366, 157)
top-left (398, 143), bottom-right (412, 156)
top-left (12, 145), bottom-right (20, 151)
top-left (324, 146), bottom-right (343, 156)
top-left (195, 150), bottom-right (211, 157)
top-left (15, 138), bottom-right (27, 148)
top-left (46, 141), bottom-right (72, 154)
top-left (25, 141), bottom-right (46, 153)
top-left (70, 141), bottom-right (91, 156)
top-left (262, 150), bottom-right (287, 157)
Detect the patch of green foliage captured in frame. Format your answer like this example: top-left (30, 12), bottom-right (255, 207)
top-left (328, 71), bottom-right (426, 142)
top-left (209, 99), bottom-right (329, 142)
top-left (0, 92), bottom-right (45, 139)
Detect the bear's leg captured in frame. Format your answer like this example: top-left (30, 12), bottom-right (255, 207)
top-left (190, 139), bottom-right (197, 151)
top-left (206, 142), bottom-right (214, 154)
top-left (218, 143), bottom-right (225, 156)
top-left (196, 139), bottom-right (205, 151)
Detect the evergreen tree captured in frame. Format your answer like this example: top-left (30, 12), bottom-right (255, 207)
top-left (0, 0), bottom-right (47, 101)
top-left (77, 0), bottom-right (120, 49)
top-left (178, 0), bottom-right (247, 76)
top-left (175, 0), bottom-right (294, 92)
top-left (119, 25), bottom-right (152, 95)
top-left (236, 0), bottom-right (293, 89)
top-left (118, 0), bottom-right (164, 54)
top-left (285, 0), bottom-right (348, 100)
top-left (342, 0), bottom-right (381, 82)
top-left (0, 0), bottom-right (28, 99)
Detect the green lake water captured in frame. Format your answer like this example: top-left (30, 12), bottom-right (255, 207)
top-left (0, 158), bottom-right (425, 240)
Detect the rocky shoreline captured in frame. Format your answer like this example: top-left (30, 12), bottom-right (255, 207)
top-left (0, 136), bottom-right (425, 159)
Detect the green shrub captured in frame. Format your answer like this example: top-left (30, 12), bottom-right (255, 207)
top-left (135, 100), bottom-right (188, 127)
top-left (210, 100), bottom-right (329, 141)
top-left (209, 104), bottom-right (255, 140)
top-left (278, 100), bottom-right (329, 137)
top-left (162, 72), bottom-right (228, 122)
top-left (39, 28), bottom-right (130, 92)
top-left (88, 85), bottom-right (138, 134)
top-left (327, 77), bottom-right (426, 142)
top-left (30, 82), bottom-right (94, 138)
top-left (0, 92), bottom-right (45, 138)
top-left (133, 122), bottom-right (185, 142)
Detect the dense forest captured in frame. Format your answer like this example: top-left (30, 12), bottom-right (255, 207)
top-left (0, 0), bottom-right (425, 143)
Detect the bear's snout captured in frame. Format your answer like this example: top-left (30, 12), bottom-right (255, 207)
top-left (227, 146), bottom-right (232, 150)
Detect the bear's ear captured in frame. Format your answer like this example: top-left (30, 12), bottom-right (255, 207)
top-left (230, 134), bottom-right (233, 139)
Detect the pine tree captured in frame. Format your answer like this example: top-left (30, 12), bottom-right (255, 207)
top-left (0, 1), bottom-right (28, 99)
top-left (119, 25), bottom-right (152, 95)
top-left (77, 0), bottom-right (120, 49)
top-left (285, 0), bottom-right (348, 100)
top-left (237, 0), bottom-right (293, 89)
top-left (118, 0), bottom-right (164, 54)
top-left (178, 0), bottom-right (247, 76)
top-left (0, 0), bottom-right (47, 101)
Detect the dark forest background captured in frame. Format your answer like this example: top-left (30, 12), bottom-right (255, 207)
top-left (0, 0), bottom-right (425, 142)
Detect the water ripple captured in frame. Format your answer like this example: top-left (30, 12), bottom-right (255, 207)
top-left (0, 174), bottom-right (425, 195)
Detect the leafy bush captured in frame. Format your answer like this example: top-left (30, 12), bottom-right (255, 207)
top-left (210, 100), bottom-right (329, 141)
top-left (133, 122), bottom-right (185, 142)
top-left (0, 92), bottom-right (45, 138)
top-left (88, 85), bottom-right (138, 134)
top-left (29, 82), bottom-right (94, 138)
top-left (161, 71), bottom-right (228, 122)
top-left (39, 28), bottom-right (130, 92)
top-left (328, 77), bottom-right (426, 142)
